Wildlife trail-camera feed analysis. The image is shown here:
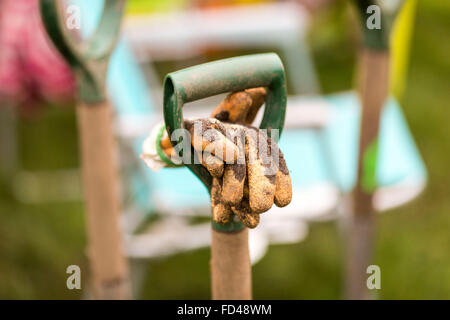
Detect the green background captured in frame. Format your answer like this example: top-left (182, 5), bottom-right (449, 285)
top-left (0, 0), bottom-right (449, 299)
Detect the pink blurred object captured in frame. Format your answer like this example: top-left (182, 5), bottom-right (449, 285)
top-left (0, 0), bottom-right (75, 111)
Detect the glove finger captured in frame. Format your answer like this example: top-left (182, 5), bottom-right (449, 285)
top-left (211, 91), bottom-right (252, 123)
top-left (220, 124), bottom-right (246, 204)
top-left (274, 152), bottom-right (292, 207)
top-left (221, 163), bottom-right (245, 205)
top-left (231, 199), bottom-right (260, 229)
top-left (211, 88), bottom-right (267, 125)
top-left (186, 119), bottom-right (239, 162)
top-left (260, 133), bottom-right (292, 208)
top-left (245, 128), bottom-right (276, 213)
top-left (200, 151), bottom-right (224, 178)
top-left (244, 87), bottom-right (267, 124)
top-left (211, 177), bottom-right (232, 224)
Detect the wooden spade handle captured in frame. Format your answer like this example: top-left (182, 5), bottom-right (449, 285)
top-left (76, 101), bottom-right (130, 299)
top-left (354, 49), bottom-right (390, 215)
top-left (347, 49), bottom-right (390, 300)
top-left (211, 228), bottom-right (252, 300)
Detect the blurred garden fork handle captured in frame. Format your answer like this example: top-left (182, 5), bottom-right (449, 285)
top-left (39, 0), bottom-right (130, 299)
top-left (347, 0), bottom-right (405, 300)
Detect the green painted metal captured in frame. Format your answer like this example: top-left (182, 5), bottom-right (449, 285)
top-left (155, 124), bottom-right (183, 168)
top-left (163, 53), bottom-right (287, 231)
top-left (39, 0), bottom-right (125, 103)
top-left (355, 0), bottom-right (405, 50)
top-left (211, 217), bottom-right (247, 233)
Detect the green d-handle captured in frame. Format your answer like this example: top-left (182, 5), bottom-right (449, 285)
top-left (163, 53), bottom-right (287, 191)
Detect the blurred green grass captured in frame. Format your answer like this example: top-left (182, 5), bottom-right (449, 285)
top-left (0, 0), bottom-right (449, 299)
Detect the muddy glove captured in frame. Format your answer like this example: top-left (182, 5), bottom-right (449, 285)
top-left (159, 87), bottom-right (267, 173)
top-left (211, 87), bottom-right (292, 225)
top-left (142, 117), bottom-right (239, 176)
top-left (152, 88), bottom-right (292, 228)
top-left (163, 117), bottom-right (240, 178)
top-left (209, 122), bottom-right (292, 228)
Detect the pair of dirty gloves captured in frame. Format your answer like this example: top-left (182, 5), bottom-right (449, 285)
top-left (142, 87), bottom-right (292, 228)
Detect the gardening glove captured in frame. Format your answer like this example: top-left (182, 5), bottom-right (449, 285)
top-left (142, 88), bottom-right (292, 228)
top-left (208, 122), bottom-right (292, 228)
top-left (140, 117), bottom-right (238, 175)
top-left (159, 87), bottom-right (267, 156)
top-left (210, 87), bottom-right (292, 222)
top-left (161, 117), bottom-right (240, 178)
top-left (156, 87), bottom-right (267, 176)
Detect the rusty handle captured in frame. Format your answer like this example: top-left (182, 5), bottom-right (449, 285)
top-left (76, 101), bottom-right (130, 299)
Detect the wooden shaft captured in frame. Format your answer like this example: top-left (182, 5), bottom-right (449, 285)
top-left (354, 49), bottom-right (390, 208)
top-left (0, 103), bottom-right (18, 176)
top-left (346, 211), bottom-right (375, 299)
top-left (211, 228), bottom-right (252, 300)
top-left (77, 101), bottom-right (130, 299)
top-left (347, 49), bottom-right (389, 299)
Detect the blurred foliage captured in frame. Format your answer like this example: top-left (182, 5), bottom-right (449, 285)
top-left (0, 0), bottom-right (449, 299)
top-left (126, 0), bottom-right (188, 14)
